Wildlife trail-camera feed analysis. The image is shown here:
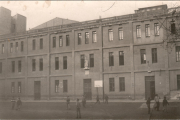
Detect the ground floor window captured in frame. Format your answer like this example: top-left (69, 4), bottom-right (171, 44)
top-left (177, 75), bottom-right (180, 90)
top-left (63, 80), bottom-right (68, 92)
top-left (119, 77), bottom-right (125, 91)
top-left (55, 80), bottom-right (59, 93)
top-left (18, 82), bottom-right (21, 93)
top-left (109, 78), bottom-right (115, 92)
top-left (11, 82), bottom-right (15, 93)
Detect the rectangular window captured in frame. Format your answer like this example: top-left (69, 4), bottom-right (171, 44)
top-left (177, 75), bottom-right (180, 90)
top-left (16, 42), bottom-right (18, 51)
top-left (53, 37), bottom-right (56, 48)
top-left (176, 46), bottom-right (180, 62)
top-left (2, 44), bottom-right (4, 54)
top-left (119, 77), bottom-right (125, 91)
top-left (10, 43), bottom-right (13, 53)
top-left (63, 56), bottom-right (67, 69)
top-left (11, 82), bottom-right (15, 93)
top-left (89, 54), bottom-right (94, 67)
top-left (119, 51), bottom-right (124, 65)
top-left (78, 33), bottom-right (82, 45)
top-left (140, 49), bottom-right (146, 64)
top-left (81, 55), bottom-right (85, 68)
top-left (0, 62), bottom-right (2, 73)
top-left (63, 80), bottom-right (68, 92)
top-left (18, 60), bottom-right (21, 72)
top-left (85, 32), bottom-right (89, 44)
top-left (21, 41), bottom-right (23, 52)
top-left (18, 82), bottom-right (21, 93)
top-left (108, 29), bottom-right (113, 41)
top-left (109, 52), bottom-right (114, 66)
top-left (152, 48), bottom-right (157, 63)
top-left (39, 58), bottom-right (43, 71)
top-left (92, 31), bottom-right (97, 43)
top-left (40, 38), bottom-right (43, 49)
top-left (118, 28), bottom-right (123, 40)
top-left (136, 25), bottom-right (141, 37)
top-left (55, 80), bottom-right (59, 93)
top-left (109, 78), bottom-right (115, 92)
top-left (55, 57), bottom-right (59, 70)
top-left (59, 36), bottom-right (63, 47)
top-left (32, 59), bottom-right (36, 71)
top-left (66, 35), bottom-right (70, 46)
top-left (12, 61), bottom-right (15, 73)
top-left (32, 39), bottom-right (36, 50)
top-left (145, 24), bottom-right (150, 37)
top-left (154, 23), bottom-right (160, 36)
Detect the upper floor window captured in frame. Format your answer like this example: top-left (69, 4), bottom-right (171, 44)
top-left (119, 51), bottom-right (124, 66)
top-left (89, 54), bottom-right (94, 67)
top-left (108, 29), bottom-right (113, 41)
top-left (59, 36), bottom-right (63, 47)
top-left (78, 33), bottom-right (82, 45)
top-left (32, 59), bottom-right (36, 71)
top-left (40, 38), bottom-right (43, 49)
top-left (63, 56), bottom-right (67, 69)
top-left (2, 44), bottom-right (4, 54)
top-left (81, 55), bottom-right (85, 68)
top-left (21, 41), bottom-right (23, 52)
top-left (152, 48), bottom-right (157, 63)
top-left (109, 52), bottom-right (114, 66)
top-left (12, 61), bottom-right (15, 73)
top-left (16, 42), bottom-right (18, 51)
top-left (136, 25), bottom-right (141, 38)
top-left (176, 46), bottom-right (180, 62)
top-left (92, 31), bottom-right (97, 43)
top-left (140, 49), bottom-right (146, 64)
top-left (154, 23), bottom-right (160, 36)
top-left (0, 62), bottom-right (2, 73)
top-left (39, 58), bottom-right (43, 71)
top-left (55, 57), bottom-right (59, 70)
top-left (53, 37), bottom-right (56, 48)
top-left (118, 28), bottom-right (123, 40)
top-left (10, 43), bottom-right (13, 53)
top-left (145, 24), bottom-right (150, 37)
top-left (85, 32), bottom-right (89, 44)
top-left (18, 60), bottom-right (21, 72)
top-left (32, 39), bottom-right (36, 50)
top-left (66, 35), bottom-right (70, 46)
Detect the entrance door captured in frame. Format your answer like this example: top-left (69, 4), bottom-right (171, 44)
top-left (83, 79), bottom-right (92, 100)
top-left (34, 81), bottom-right (41, 100)
top-left (145, 76), bottom-right (155, 100)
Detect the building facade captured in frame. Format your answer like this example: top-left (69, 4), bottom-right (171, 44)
top-left (0, 5), bottom-right (180, 100)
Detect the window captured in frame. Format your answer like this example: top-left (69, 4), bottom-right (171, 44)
top-left (119, 77), bottom-right (125, 91)
top-left (10, 43), bottom-right (13, 53)
top-left (21, 41), bottom-right (23, 52)
top-left (176, 46), bottom-right (180, 62)
top-left (59, 36), bottom-right (63, 47)
top-left (55, 80), bottom-right (59, 93)
top-left (136, 25), bottom-right (141, 37)
top-left (16, 42), bottom-right (18, 51)
top-left (140, 49), bottom-right (146, 64)
top-left (118, 28), bottom-right (123, 40)
top-left (40, 38), bottom-right (43, 49)
top-left (12, 61), bottom-right (15, 73)
top-left (32, 39), bottom-right (36, 50)
top-left (0, 62), bottom-right (2, 73)
top-left (63, 80), bottom-right (68, 92)
top-left (81, 55), bottom-right (85, 68)
top-left (145, 24), bottom-right (150, 37)
top-left (39, 58), bottom-right (43, 71)
top-left (53, 37), bottom-right (56, 48)
top-left (66, 35), bottom-right (70, 46)
top-left (2, 44), bottom-right (4, 54)
top-left (152, 48), bottom-right (157, 63)
top-left (32, 59), bottom-right (36, 71)
top-left (154, 23), bottom-right (160, 35)
top-left (119, 51), bottom-right (124, 65)
top-left (78, 33), bottom-right (82, 45)
top-left (89, 54), bottom-right (94, 67)
top-left (85, 32), bottom-right (89, 44)
top-left (18, 82), bottom-right (21, 93)
top-left (63, 56), bottom-right (67, 69)
top-left (109, 78), bottom-right (115, 92)
top-left (92, 31), bottom-right (97, 43)
top-left (11, 82), bottom-right (15, 93)
top-left (55, 57), bottom-right (59, 70)
top-left (177, 75), bottom-right (180, 90)
top-left (108, 29), bottom-right (113, 41)
top-left (109, 52), bottom-right (114, 66)
top-left (18, 60), bottom-right (21, 72)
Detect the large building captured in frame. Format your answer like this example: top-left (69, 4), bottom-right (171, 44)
top-left (0, 5), bottom-right (180, 100)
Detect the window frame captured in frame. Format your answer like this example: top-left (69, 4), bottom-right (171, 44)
top-left (21, 41), bottom-right (23, 52)
top-left (63, 56), bottom-right (67, 69)
top-left (2, 44), bottom-right (4, 54)
top-left (108, 29), bottom-right (113, 41)
top-left (55, 80), bottom-right (59, 93)
top-left (140, 49), bottom-right (146, 64)
top-left (109, 52), bottom-right (114, 66)
top-left (32, 59), bottom-right (36, 71)
top-left (55, 57), bottom-right (59, 70)
top-left (118, 27), bottom-right (123, 40)
top-left (176, 46), bottom-right (180, 62)
top-left (81, 55), bottom-right (85, 68)
top-left (119, 77), bottom-right (125, 92)
top-left (89, 54), bottom-right (94, 67)
top-left (32, 39), bottom-right (36, 50)
top-left (85, 32), bottom-right (89, 44)
top-left (63, 80), bottom-right (68, 93)
top-left (66, 35), bottom-right (70, 46)
top-left (154, 23), bottom-right (160, 36)
top-left (18, 82), bottom-right (21, 93)
top-left (12, 61), bottom-right (15, 73)
top-left (136, 25), bottom-right (141, 38)
top-left (40, 38), bottom-right (43, 49)
top-left (78, 33), bottom-right (82, 45)
top-left (92, 31), bottom-right (97, 43)
top-left (18, 60), bottom-right (21, 72)
top-left (59, 36), bottom-right (63, 47)
top-left (145, 24), bottom-right (150, 37)
top-left (109, 78), bottom-right (115, 92)
top-left (16, 42), bottom-right (18, 51)
top-left (11, 82), bottom-right (15, 93)
top-left (53, 37), bottom-right (56, 48)
top-left (0, 62), bottom-right (2, 73)
top-left (152, 48), bottom-right (157, 63)
top-left (39, 58), bottom-right (43, 71)
top-left (10, 43), bottom-right (13, 53)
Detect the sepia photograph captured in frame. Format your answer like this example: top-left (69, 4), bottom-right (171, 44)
top-left (0, 1), bottom-right (180, 119)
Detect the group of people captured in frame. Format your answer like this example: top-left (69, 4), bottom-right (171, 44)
top-left (11, 97), bottom-right (22, 111)
top-left (146, 94), bottom-right (169, 114)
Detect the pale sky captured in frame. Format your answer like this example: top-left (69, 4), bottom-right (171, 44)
top-left (0, 1), bottom-right (179, 30)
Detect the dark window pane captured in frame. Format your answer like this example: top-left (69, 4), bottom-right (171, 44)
top-left (89, 54), bottom-right (94, 67)
top-left (55, 57), bottom-right (59, 70)
top-left (63, 56), bottom-right (67, 69)
top-left (109, 78), bottom-right (115, 91)
top-left (63, 80), bottom-right (68, 92)
top-left (81, 55), bottom-right (84, 68)
top-left (109, 52), bottom-right (114, 66)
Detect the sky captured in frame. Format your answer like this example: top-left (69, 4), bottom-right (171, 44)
top-left (0, 1), bottom-right (179, 30)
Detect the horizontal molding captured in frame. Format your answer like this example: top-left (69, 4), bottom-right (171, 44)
top-left (50, 74), bottom-right (72, 77)
top-left (74, 48), bottom-right (100, 52)
top-left (103, 45), bottom-right (130, 49)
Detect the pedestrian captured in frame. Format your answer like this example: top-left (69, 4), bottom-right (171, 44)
top-left (154, 94), bottom-right (160, 111)
top-left (16, 97), bottom-right (22, 110)
top-left (82, 95), bottom-right (85, 108)
top-left (76, 98), bottom-right (81, 119)
top-left (105, 94), bottom-right (109, 104)
top-left (95, 95), bottom-right (100, 104)
top-left (163, 96), bottom-right (169, 112)
top-left (146, 97), bottom-right (151, 114)
top-left (66, 96), bottom-right (70, 110)
top-left (11, 96), bottom-right (16, 110)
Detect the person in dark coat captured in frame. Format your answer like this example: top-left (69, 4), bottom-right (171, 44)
top-left (163, 96), bottom-right (169, 112)
top-left (76, 98), bottom-right (81, 119)
top-left (105, 94), bottom-right (109, 104)
top-left (66, 96), bottom-right (70, 110)
top-left (154, 94), bottom-right (160, 111)
top-left (16, 97), bottom-right (22, 110)
top-left (146, 97), bottom-right (151, 114)
top-left (11, 96), bottom-right (16, 110)
top-left (95, 95), bottom-right (100, 104)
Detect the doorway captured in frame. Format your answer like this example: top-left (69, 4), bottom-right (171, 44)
top-left (145, 76), bottom-right (155, 100)
top-left (83, 79), bottom-right (92, 100)
top-left (34, 81), bottom-right (41, 100)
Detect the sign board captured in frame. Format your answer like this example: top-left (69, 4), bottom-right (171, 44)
top-left (94, 80), bottom-right (103, 87)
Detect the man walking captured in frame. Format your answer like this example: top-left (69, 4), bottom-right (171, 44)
top-left (76, 98), bottom-right (81, 119)
top-left (16, 97), bottom-right (22, 111)
top-left (146, 97), bottom-right (151, 114)
top-left (163, 96), bottom-right (169, 112)
top-left (154, 94), bottom-right (160, 111)
top-left (66, 96), bottom-right (70, 110)
top-left (95, 95), bottom-right (100, 104)
top-left (105, 94), bottom-right (109, 104)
